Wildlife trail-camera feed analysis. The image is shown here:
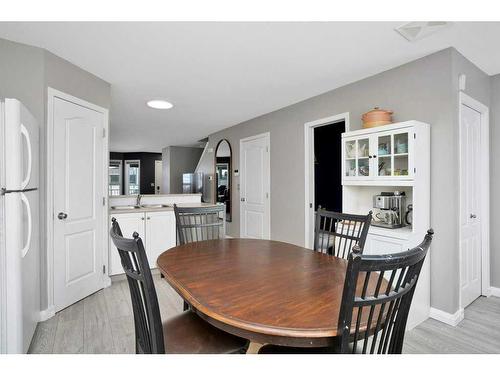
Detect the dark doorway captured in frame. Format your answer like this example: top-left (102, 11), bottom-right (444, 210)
top-left (314, 121), bottom-right (345, 212)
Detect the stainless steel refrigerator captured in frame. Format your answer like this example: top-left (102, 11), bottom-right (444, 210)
top-left (182, 172), bottom-right (203, 194)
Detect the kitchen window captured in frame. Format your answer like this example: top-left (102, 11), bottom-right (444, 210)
top-left (125, 160), bottom-right (140, 195)
top-left (109, 160), bottom-right (122, 196)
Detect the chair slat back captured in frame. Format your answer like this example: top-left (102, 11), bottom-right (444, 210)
top-left (314, 209), bottom-right (372, 258)
top-left (110, 217), bottom-right (165, 354)
top-left (174, 204), bottom-right (225, 245)
top-left (336, 229), bottom-right (434, 354)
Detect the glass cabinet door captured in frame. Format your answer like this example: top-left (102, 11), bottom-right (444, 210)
top-left (356, 137), bottom-right (370, 178)
top-left (344, 137), bottom-right (371, 179)
top-left (393, 132), bottom-right (410, 177)
top-left (375, 130), bottom-right (411, 178)
top-left (376, 134), bottom-right (392, 177)
top-left (344, 139), bottom-right (357, 178)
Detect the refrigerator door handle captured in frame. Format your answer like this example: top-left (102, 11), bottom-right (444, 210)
top-left (1, 187), bottom-right (37, 195)
top-left (20, 192), bottom-right (32, 258)
top-left (20, 123), bottom-right (32, 189)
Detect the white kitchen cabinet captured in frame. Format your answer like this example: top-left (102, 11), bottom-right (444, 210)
top-left (109, 210), bottom-right (176, 276)
top-left (364, 233), bottom-right (406, 256)
top-left (109, 212), bottom-right (146, 275)
top-left (145, 211), bottom-right (176, 269)
top-left (342, 122), bottom-right (416, 183)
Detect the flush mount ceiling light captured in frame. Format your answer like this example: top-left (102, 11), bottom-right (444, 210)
top-left (395, 22), bottom-right (453, 42)
top-left (146, 99), bottom-right (173, 109)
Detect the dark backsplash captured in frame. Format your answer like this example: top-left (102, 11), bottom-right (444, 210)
top-left (110, 152), bottom-right (162, 195)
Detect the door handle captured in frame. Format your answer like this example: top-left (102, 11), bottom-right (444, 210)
top-left (21, 192), bottom-right (32, 258)
top-left (20, 124), bottom-right (33, 189)
top-left (470, 214), bottom-right (477, 219)
top-left (57, 212), bottom-right (68, 220)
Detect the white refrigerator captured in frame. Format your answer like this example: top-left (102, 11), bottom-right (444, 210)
top-left (0, 98), bottom-right (40, 353)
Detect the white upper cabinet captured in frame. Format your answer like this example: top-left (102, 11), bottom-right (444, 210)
top-left (342, 121), bottom-right (423, 184)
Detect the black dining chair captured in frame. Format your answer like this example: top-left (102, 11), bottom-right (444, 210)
top-left (174, 204), bottom-right (226, 311)
top-left (110, 217), bottom-right (247, 354)
top-left (259, 229), bottom-right (434, 354)
top-left (174, 204), bottom-right (226, 245)
top-left (314, 208), bottom-right (372, 259)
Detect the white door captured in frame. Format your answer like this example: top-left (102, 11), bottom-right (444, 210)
top-left (155, 160), bottom-right (163, 194)
top-left (240, 133), bottom-right (270, 239)
top-left (53, 97), bottom-right (106, 311)
top-left (460, 103), bottom-right (482, 308)
top-left (108, 213), bottom-right (145, 275)
top-left (145, 211), bottom-right (176, 268)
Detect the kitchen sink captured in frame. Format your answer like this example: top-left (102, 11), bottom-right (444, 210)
top-left (140, 204), bottom-right (171, 209)
top-left (111, 205), bottom-right (141, 210)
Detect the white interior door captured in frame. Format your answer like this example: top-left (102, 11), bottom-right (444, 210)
top-left (154, 160), bottom-right (163, 194)
top-left (460, 103), bottom-right (482, 308)
top-left (53, 97), bottom-right (105, 312)
top-left (240, 133), bottom-right (270, 239)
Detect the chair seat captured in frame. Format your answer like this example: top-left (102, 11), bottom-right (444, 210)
top-left (258, 344), bottom-right (335, 354)
top-left (163, 310), bottom-right (247, 354)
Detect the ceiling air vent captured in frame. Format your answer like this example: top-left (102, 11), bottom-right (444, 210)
top-left (395, 22), bottom-right (452, 42)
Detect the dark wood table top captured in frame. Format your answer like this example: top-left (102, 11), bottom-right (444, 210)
top-left (157, 238), bottom-right (382, 347)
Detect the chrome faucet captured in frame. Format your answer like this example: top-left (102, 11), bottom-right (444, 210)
top-left (136, 194), bottom-right (142, 206)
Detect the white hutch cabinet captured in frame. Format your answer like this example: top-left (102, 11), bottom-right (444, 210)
top-left (342, 120), bottom-right (430, 329)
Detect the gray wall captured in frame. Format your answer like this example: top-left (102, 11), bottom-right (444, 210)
top-left (491, 74), bottom-right (500, 288)
top-left (0, 37), bottom-right (111, 312)
top-left (161, 146), bottom-right (203, 194)
top-left (197, 48), bottom-right (494, 314)
top-left (0, 38), bottom-right (45, 122)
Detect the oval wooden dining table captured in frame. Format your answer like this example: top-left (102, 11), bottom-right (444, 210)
top-left (157, 238), bottom-right (380, 352)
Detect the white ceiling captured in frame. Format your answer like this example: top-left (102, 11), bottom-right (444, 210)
top-left (0, 22), bottom-right (499, 152)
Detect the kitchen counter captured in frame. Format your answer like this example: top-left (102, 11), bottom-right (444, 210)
top-left (109, 202), bottom-right (218, 215)
top-left (110, 193), bottom-right (202, 199)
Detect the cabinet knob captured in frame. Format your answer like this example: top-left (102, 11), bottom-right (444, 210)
top-left (147, 217), bottom-right (151, 220)
top-left (470, 214), bottom-right (477, 219)
top-left (141, 217), bottom-right (145, 220)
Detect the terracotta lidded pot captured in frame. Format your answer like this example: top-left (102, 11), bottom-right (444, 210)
top-left (362, 107), bottom-right (393, 128)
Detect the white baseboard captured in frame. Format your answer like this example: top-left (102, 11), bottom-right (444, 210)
top-left (429, 307), bottom-right (464, 326)
top-left (39, 305), bottom-right (56, 322)
top-left (103, 276), bottom-right (112, 288)
top-left (490, 287), bottom-right (500, 297)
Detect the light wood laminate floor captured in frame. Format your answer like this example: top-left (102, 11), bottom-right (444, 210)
top-left (29, 274), bottom-right (184, 354)
top-left (28, 275), bottom-right (500, 354)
